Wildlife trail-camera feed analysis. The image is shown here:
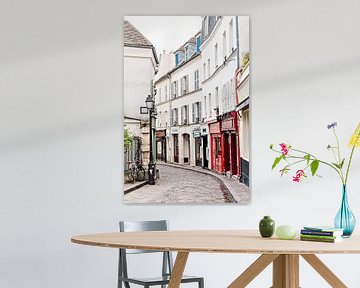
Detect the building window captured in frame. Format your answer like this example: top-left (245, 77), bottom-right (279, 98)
top-left (180, 75), bottom-right (189, 95)
top-left (203, 95), bottom-right (207, 118)
top-left (214, 43), bottom-right (218, 68)
top-left (192, 102), bottom-right (202, 123)
top-left (223, 31), bottom-right (227, 60)
top-left (203, 63), bottom-right (206, 81)
top-left (165, 111), bottom-right (168, 127)
top-left (172, 81), bottom-right (178, 99)
top-left (230, 78), bottom-right (235, 109)
top-left (171, 108), bottom-right (178, 126)
top-left (181, 105), bottom-right (189, 125)
top-left (215, 86), bottom-right (219, 113)
top-left (164, 85), bottom-right (168, 101)
top-left (222, 83), bottom-right (229, 112)
top-left (215, 137), bottom-right (221, 156)
top-left (229, 19), bottom-right (234, 52)
top-left (194, 69), bottom-right (199, 90)
top-left (184, 45), bottom-right (189, 61)
top-left (207, 58), bottom-right (210, 78)
top-left (208, 93), bottom-right (212, 117)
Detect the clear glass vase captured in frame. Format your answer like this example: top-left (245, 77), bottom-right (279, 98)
top-left (334, 185), bottom-right (356, 237)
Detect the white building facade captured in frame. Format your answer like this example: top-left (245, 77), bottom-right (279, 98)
top-left (201, 16), bottom-right (242, 176)
top-left (154, 16), bottom-right (250, 184)
top-left (155, 33), bottom-right (208, 167)
top-left (123, 20), bottom-right (158, 167)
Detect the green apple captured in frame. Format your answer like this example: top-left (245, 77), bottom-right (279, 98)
top-left (275, 225), bottom-right (297, 240)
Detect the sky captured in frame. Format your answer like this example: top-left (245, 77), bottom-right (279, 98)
top-left (124, 16), bottom-right (202, 56)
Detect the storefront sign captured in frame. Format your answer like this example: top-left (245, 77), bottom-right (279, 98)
top-left (192, 127), bottom-right (201, 138)
top-left (171, 127), bottom-right (179, 134)
top-left (222, 118), bottom-right (234, 130)
top-left (156, 130), bottom-right (166, 138)
top-left (209, 122), bottom-right (221, 134)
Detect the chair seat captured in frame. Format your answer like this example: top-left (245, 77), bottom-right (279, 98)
top-left (119, 275), bottom-right (203, 286)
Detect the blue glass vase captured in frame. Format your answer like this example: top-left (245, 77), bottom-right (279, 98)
top-left (334, 185), bottom-right (356, 237)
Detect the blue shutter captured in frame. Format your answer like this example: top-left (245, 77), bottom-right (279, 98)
top-left (175, 53), bottom-right (179, 66)
top-left (196, 36), bottom-right (201, 52)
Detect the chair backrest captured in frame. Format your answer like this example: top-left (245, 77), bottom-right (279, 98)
top-left (119, 220), bottom-right (168, 254)
top-left (118, 220), bottom-right (173, 283)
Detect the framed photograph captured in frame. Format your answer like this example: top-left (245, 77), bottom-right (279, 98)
top-left (123, 16), bottom-right (250, 204)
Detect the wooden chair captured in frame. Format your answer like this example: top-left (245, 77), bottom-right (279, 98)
top-left (118, 220), bottom-right (204, 288)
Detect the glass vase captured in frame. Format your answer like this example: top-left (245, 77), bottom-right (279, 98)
top-left (334, 185), bottom-right (356, 237)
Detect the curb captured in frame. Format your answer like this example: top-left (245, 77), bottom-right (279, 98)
top-left (157, 162), bottom-right (238, 203)
top-left (124, 181), bottom-right (148, 194)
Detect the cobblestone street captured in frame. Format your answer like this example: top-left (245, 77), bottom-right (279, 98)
top-left (124, 163), bottom-right (250, 204)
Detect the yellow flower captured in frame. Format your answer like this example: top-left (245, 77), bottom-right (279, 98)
top-left (349, 122), bottom-right (360, 148)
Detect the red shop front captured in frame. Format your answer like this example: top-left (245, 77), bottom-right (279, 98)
top-left (209, 112), bottom-right (240, 177)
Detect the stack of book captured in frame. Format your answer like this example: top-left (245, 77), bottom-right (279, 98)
top-left (300, 226), bottom-right (344, 243)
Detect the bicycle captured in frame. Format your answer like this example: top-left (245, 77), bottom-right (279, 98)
top-left (127, 160), bottom-right (146, 183)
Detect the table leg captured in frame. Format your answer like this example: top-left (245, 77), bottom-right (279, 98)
top-left (301, 254), bottom-right (347, 288)
top-left (228, 254), bottom-right (279, 288)
top-left (168, 252), bottom-right (189, 288)
top-left (272, 254), bottom-right (299, 288)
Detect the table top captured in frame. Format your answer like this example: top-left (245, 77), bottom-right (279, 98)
top-left (71, 230), bottom-right (360, 254)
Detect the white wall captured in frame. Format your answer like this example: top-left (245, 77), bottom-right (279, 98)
top-left (1, 1), bottom-right (360, 288)
top-left (124, 46), bottom-right (156, 120)
top-left (201, 16), bottom-right (239, 119)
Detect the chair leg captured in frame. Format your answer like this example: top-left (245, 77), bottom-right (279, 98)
top-left (198, 278), bottom-right (204, 288)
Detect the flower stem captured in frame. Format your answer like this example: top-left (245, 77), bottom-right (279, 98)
top-left (332, 128), bottom-right (345, 181)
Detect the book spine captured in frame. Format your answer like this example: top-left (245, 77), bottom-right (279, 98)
top-left (301, 230), bottom-right (336, 236)
top-left (300, 237), bottom-right (337, 243)
top-left (300, 234), bottom-right (337, 240)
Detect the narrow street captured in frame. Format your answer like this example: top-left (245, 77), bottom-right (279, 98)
top-left (124, 163), bottom-right (250, 204)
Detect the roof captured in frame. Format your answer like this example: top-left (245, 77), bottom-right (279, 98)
top-left (154, 52), bottom-right (201, 85)
top-left (124, 20), bottom-right (153, 47)
top-left (123, 20), bottom-right (159, 64)
top-left (175, 36), bottom-right (197, 52)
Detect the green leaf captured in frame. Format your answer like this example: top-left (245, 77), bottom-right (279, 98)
top-left (304, 154), bottom-right (311, 164)
top-left (272, 156), bottom-right (282, 170)
top-left (310, 160), bottom-right (319, 176)
top-left (332, 162), bottom-right (341, 169)
top-left (339, 159), bottom-right (345, 169)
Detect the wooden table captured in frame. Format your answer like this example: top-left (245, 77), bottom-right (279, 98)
top-left (71, 230), bottom-right (360, 288)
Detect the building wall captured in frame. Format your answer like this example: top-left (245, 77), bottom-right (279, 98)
top-left (124, 46), bottom-right (157, 165)
top-left (201, 16), bottom-right (239, 119)
top-left (201, 16), bottom-right (241, 172)
top-left (124, 46), bottom-right (157, 120)
top-left (155, 54), bottom-right (204, 166)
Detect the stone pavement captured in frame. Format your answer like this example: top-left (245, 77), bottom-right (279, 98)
top-left (124, 162), bottom-right (250, 204)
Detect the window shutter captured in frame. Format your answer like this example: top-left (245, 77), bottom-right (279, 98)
top-left (181, 106), bottom-right (184, 124)
top-left (198, 102), bottom-right (202, 122)
top-left (192, 103), bottom-right (195, 123)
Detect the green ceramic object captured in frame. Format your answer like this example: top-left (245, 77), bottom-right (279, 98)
top-left (259, 216), bottom-right (275, 238)
top-left (275, 225), bottom-right (297, 240)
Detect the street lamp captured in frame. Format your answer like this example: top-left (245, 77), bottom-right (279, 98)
top-left (145, 94), bottom-right (156, 185)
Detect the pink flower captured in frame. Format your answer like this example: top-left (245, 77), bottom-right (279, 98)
top-left (293, 170), bottom-right (306, 182)
top-left (279, 143), bottom-right (289, 155)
